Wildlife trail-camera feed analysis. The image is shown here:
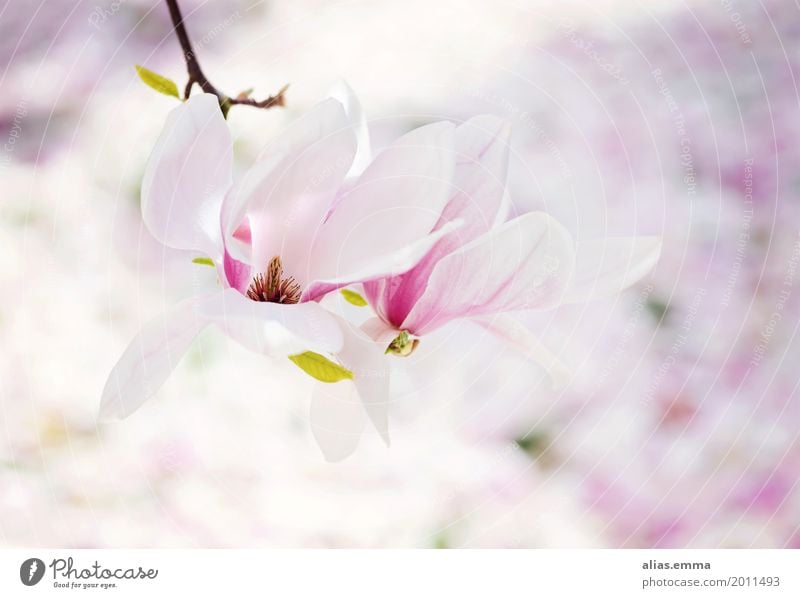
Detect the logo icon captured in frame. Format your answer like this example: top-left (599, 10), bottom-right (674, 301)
top-left (20, 558), bottom-right (45, 586)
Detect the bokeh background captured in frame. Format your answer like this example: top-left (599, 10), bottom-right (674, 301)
top-left (3, 0), bottom-right (799, 547)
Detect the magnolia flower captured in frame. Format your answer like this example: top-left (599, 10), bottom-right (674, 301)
top-left (311, 115), bottom-right (662, 460)
top-left (101, 88), bottom-right (462, 419)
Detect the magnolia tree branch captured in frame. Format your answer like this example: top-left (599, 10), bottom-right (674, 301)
top-left (164, 0), bottom-right (288, 114)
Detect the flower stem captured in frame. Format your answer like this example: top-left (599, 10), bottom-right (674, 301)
top-left (164, 0), bottom-right (288, 115)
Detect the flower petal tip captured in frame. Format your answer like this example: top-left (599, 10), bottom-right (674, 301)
top-left (314, 437), bottom-right (360, 463)
top-left (97, 395), bottom-right (125, 422)
top-left (320, 450), bottom-right (351, 464)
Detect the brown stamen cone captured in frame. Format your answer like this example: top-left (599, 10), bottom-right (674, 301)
top-left (246, 256), bottom-right (302, 304)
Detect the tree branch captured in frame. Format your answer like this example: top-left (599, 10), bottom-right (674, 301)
top-left (164, 0), bottom-right (287, 115)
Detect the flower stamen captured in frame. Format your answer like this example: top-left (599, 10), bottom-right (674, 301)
top-left (246, 256), bottom-right (302, 304)
top-left (385, 330), bottom-right (420, 357)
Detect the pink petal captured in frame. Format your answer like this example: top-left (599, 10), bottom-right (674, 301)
top-left (222, 246), bottom-right (251, 294)
top-left (220, 213), bottom-right (251, 292)
top-left (232, 220), bottom-right (252, 244)
top-left (141, 93), bottom-right (232, 255)
top-left (197, 288), bottom-right (343, 356)
top-left (302, 218), bottom-right (462, 303)
top-left (364, 116), bottom-right (511, 326)
top-left (563, 236), bottom-right (662, 303)
top-left (308, 121), bottom-right (456, 285)
top-left (100, 297), bottom-right (212, 419)
top-left (402, 212), bottom-right (576, 334)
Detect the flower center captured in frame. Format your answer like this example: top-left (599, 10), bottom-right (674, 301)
top-left (385, 330), bottom-right (419, 357)
top-left (246, 256), bottom-right (302, 304)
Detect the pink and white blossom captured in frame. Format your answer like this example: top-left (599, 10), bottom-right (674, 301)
top-left (101, 88), bottom-right (460, 420)
top-left (312, 116), bottom-right (661, 460)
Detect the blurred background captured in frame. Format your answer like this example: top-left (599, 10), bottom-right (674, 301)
top-left (2, 0), bottom-right (799, 547)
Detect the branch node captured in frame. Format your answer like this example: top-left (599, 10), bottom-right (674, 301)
top-left (165, 0), bottom-right (287, 115)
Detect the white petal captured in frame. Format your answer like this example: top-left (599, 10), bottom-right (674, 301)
top-left (310, 378), bottom-right (366, 462)
top-left (222, 99), bottom-right (356, 278)
top-left (302, 218), bottom-right (463, 302)
top-left (309, 121), bottom-right (456, 282)
top-left (446, 115), bottom-right (510, 238)
top-left (328, 80), bottom-right (372, 177)
top-left (339, 318), bottom-right (391, 444)
top-left (309, 315), bottom-right (391, 461)
top-left (474, 314), bottom-right (570, 389)
top-left (197, 288), bottom-right (343, 356)
top-left (563, 236), bottom-right (662, 303)
top-left (141, 93), bottom-right (232, 254)
top-left (100, 297), bottom-right (210, 419)
top-left (361, 317), bottom-right (400, 345)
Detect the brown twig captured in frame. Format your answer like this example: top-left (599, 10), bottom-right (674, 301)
top-left (164, 0), bottom-right (287, 116)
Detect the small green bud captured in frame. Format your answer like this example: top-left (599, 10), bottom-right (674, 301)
top-left (385, 330), bottom-right (420, 357)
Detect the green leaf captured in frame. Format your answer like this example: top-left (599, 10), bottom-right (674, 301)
top-left (433, 534), bottom-right (450, 549)
top-left (340, 288), bottom-right (367, 307)
top-left (219, 96), bottom-right (232, 119)
top-left (135, 65), bottom-right (181, 99)
top-left (288, 351), bottom-right (354, 383)
top-left (192, 257), bottom-right (215, 267)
